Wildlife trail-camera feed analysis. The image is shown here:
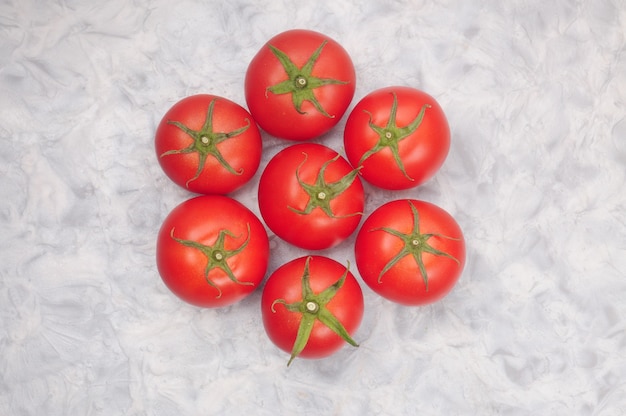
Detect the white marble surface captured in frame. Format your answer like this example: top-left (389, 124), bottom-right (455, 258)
top-left (2, 0), bottom-right (625, 414)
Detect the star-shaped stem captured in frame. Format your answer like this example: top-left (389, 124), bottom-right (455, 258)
top-left (271, 256), bottom-right (358, 366)
top-left (371, 201), bottom-right (460, 290)
top-left (358, 92), bottom-right (431, 181)
top-left (265, 41), bottom-right (349, 117)
top-left (288, 152), bottom-right (362, 218)
top-left (170, 224), bottom-right (252, 298)
top-left (161, 98), bottom-right (249, 188)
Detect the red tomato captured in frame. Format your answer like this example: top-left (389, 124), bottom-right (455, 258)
top-left (258, 143), bottom-right (364, 250)
top-left (155, 94), bottom-right (262, 194)
top-left (156, 195), bottom-right (269, 308)
top-left (245, 29), bottom-right (356, 141)
top-left (355, 199), bottom-right (465, 306)
top-left (343, 86), bottom-right (450, 190)
top-left (261, 255), bottom-right (364, 365)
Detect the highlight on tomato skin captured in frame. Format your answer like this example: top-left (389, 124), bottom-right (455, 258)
top-left (354, 199), bottom-right (465, 306)
top-left (156, 195), bottom-right (270, 308)
top-left (154, 94), bottom-right (263, 195)
top-left (260, 255), bottom-right (364, 366)
top-left (343, 86), bottom-right (451, 190)
top-left (244, 29), bottom-right (356, 141)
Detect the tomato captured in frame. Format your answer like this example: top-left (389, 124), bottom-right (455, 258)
top-left (261, 255), bottom-right (364, 365)
top-left (354, 199), bottom-right (465, 306)
top-left (258, 143), bottom-right (364, 250)
top-left (155, 94), bottom-right (262, 194)
top-left (156, 195), bottom-right (269, 308)
top-left (343, 86), bottom-right (450, 190)
top-left (245, 29), bottom-right (356, 141)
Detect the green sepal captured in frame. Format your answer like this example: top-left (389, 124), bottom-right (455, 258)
top-left (270, 256), bottom-right (359, 366)
top-left (288, 152), bottom-right (362, 218)
top-left (372, 201), bottom-right (460, 290)
top-left (161, 98), bottom-right (249, 187)
top-left (265, 41), bottom-right (349, 117)
top-left (170, 223), bottom-right (252, 298)
top-left (358, 92), bottom-right (431, 181)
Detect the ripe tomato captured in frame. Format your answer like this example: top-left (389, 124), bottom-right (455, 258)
top-left (156, 195), bottom-right (269, 308)
top-left (258, 143), bottom-right (364, 250)
top-left (343, 86), bottom-right (450, 190)
top-left (355, 199), bottom-right (465, 306)
top-left (155, 94), bottom-right (262, 194)
top-left (261, 255), bottom-right (364, 366)
top-left (245, 29), bottom-right (356, 141)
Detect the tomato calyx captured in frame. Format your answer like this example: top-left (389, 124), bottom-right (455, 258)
top-left (161, 98), bottom-right (249, 187)
top-left (370, 201), bottom-right (460, 290)
top-left (270, 256), bottom-right (359, 366)
top-left (265, 41), bottom-right (349, 117)
top-left (359, 92), bottom-right (431, 181)
top-left (169, 223), bottom-right (253, 298)
top-left (289, 152), bottom-right (362, 218)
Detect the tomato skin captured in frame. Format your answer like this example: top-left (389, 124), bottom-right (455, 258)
top-left (245, 29), bottom-right (356, 141)
top-left (343, 86), bottom-right (450, 190)
top-left (155, 94), bottom-right (262, 194)
top-left (355, 199), bottom-right (465, 306)
top-left (261, 255), bottom-right (364, 359)
top-left (258, 143), bottom-right (364, 250)
top-left (156, 195), bottom-right (269, 308)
